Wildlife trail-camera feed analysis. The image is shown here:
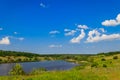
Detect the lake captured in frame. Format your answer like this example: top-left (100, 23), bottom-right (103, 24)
top-left (0, 60), bottom-right (77, 76)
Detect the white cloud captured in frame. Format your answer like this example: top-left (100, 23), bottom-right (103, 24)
top-left (99, 28), bottom-right (105, 32)
top-left (49, 44), bottom-right (62, 48)
top-left (17, 37), bottom-right (24, 41)
top-left (49, 30), bottom-right (60, 34)
top-left (102, 20), bottom-right (118, 26)
top-left (14, 32), bottom-right (18, 34)
top-left (64, 29), bottom-right (71, 32)
top-left (86, 29), bottom-right (120, 43)
top-left (70, 29), bottom-right (85, 43)
top-left (40, 3), bottom-right (46, 8)
top-left (65, 30), bottom-right (76, 36)
top-left (116, 14), bottom-right (120, 22)
top-left (9, 36), bottom-right (24, 41)
top-left (0, 37), bottom-right (10, 45)
top-left (102, 14), bottom-right (120, 26)
top-left (0, 28), bottom-right (3, 30)
top-left (76, 28), bottom-right (81, 31)
top-left (77, 25), bottom-right (89, 29)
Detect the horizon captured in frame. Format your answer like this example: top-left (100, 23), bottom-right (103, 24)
top-left (1, 49), bottom-right (120, 55)
top-left (0, 0), bottom-right (120, 54)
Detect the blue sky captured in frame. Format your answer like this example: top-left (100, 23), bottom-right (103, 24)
top-left (0, 0), bottom-right (120, 54)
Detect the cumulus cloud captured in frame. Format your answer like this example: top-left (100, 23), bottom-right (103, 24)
top-left (77, 25), bottom-right (89, 29)
top-left (86, 29), bottom-right (120, 43)
top-left (64, 29), bottom-right (71, 32)
top-left (70, 29), bottom-right (85, 43)
top-left (116, 14), bottom-right (120, 22)
top-left (102, 14), bottom-right (120, 26)
top-left (99, 28), bottom-right (105, 32)
top-left (40, 3), bottom-right (46, 8)
top-left (49, 30), bottom-right (60, 35)
top-left (65, 30), bottom-right (76, 36)
top-left (0, 37), bottom-right (10, 45)
top-left (49, 44), bottom-right (62, 48)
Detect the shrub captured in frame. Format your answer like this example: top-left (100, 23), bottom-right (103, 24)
top-left (91, 62), bottom-right (98, 68)
top-left (113, 56), bottom-right (118, 60)
top-left (24, 58), bottom-right (29, 61)
top-left (16, 58), bottom-right (22, 62)
top-left (110, 61), bottom-right (112, 64)
top-left (0, 59), bottom-right (2, 62)
top-left (101, 58), bottom-right (106, 61)
top-left (33, 57), bottom-right (39, 61)
top-left (9, 63), bottom-right (25, 75)
top-left (103, 64), bottom-right (107, 68)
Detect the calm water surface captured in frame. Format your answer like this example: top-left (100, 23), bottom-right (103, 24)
top-left (0, 60), bottom-right (77, 76)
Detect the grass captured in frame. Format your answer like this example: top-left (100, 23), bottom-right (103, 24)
top-left (0, 70), bottom-right (107, 80)
top-left (0, 51), bottom-right (120, 80)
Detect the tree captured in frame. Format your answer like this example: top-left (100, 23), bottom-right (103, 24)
top-left (9, 63), bottom-right (25, 75)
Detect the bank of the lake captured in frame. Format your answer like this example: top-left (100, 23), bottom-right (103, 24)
top-left (0, 50), bottom-right (94, 64)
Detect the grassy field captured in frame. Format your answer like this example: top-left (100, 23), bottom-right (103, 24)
top-left (0, 67), bottom-right (120, 80)
top-left (0, 51), bottom-right (120, 80)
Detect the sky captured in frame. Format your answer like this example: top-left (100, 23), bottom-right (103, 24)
top-left (0, 0), bottom-right (120, 54)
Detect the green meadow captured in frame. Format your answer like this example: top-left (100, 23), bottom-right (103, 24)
top-left (0, 51), bottom-right (120, 80)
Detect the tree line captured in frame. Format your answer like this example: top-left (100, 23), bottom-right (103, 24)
top-left (0, 50), bottom-right (40, 57)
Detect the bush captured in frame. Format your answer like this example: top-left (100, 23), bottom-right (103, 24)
top-left (24, 58), bottom-right (29, 61)
top-left (33, 57), bottom-right (39, 61)
top-left (103, 64), bottom-right (107, 68)
top-left (0, 59), bottom-right (2, 62)
top-left (113, 56), bottom-right (118, 60)
top-left (16, 58), bottom-right (22, 62)
top-left (101, 58), bottom-right (106, 61)
top-left (9, 63), bottom-right (25, 75)
top-left (91, 62), bottom-right (98, 68)
top-left (110, 61), bottom-right (112, 64)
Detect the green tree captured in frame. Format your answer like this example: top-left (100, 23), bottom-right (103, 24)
top-left (9, 63), bottom-right (25, 75)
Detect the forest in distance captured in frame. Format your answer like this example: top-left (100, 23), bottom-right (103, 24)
top-left (0, 50), bottom-right (120, 63)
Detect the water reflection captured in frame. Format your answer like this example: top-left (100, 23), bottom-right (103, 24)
top-left (0, 60), bottom-right (77, 76)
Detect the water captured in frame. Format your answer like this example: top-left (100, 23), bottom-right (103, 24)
top-left (0, 60), bottom-right (77, 76)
